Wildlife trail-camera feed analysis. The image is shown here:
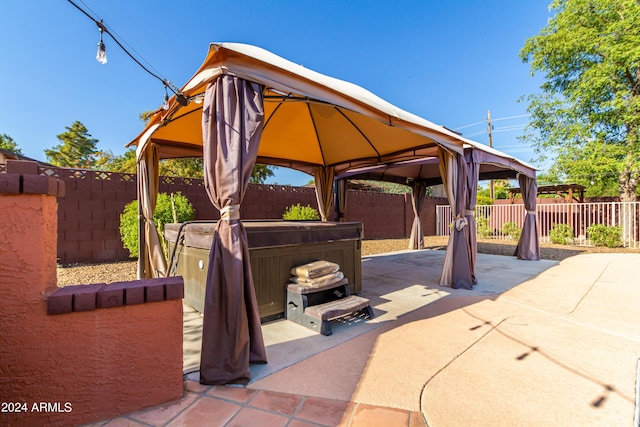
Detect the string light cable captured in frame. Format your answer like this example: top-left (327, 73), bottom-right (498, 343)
top-left (66, 0), bottom-right (188, 106)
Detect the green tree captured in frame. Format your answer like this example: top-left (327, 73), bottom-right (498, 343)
top-left (477, 180), bottom-right (509, 200)
top-left (160, 158), bottom-right (204, 178)
top-left (250, 164), bottom-right (275, 184)
top-left (520, 0), bottom-right (640, 201)
top-left (0, 134), bottom-right (22, 154)
top-left (105, 147), bottom-right (276, 182)
top-left (45, 121), bottom-right (100, 168)
top-left (101, 148), bottom-right (137, 173)
top-left (493, 180), bottom-right (510, 199)
top-left (138, 110), bottom-right (276, 182)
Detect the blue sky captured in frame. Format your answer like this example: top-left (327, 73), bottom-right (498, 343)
top-left (0, 1), bottom-right (551, 186)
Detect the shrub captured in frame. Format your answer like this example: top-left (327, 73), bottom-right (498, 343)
top-left (549, 224), bottom-right (574, 245)
top-left (119, 192), bottom-right (195, 258)
top-left (282, 203), bottom-right (320, 220)
top-left (501, 222), bottom-right (521, 240)
top-left (476, 195), bottom-right (493, 206)
top-left (476, 215), bottom-right (492, 239)
top-left (587, 224), bottom-right (623, 248)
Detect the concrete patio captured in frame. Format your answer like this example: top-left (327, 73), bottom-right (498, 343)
top-left (91, 249), bottom-right (640, 426)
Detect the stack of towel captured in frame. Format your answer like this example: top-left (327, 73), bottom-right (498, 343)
top-left (290, 260), bottom-right (344, 288)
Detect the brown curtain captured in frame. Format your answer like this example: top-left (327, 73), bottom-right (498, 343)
top-left (137, 143), bottom-right (167, 278)
top-left (438, 148), bottom-right (456, 286)
top-left (408, 181), bottom-right (427, 249)
top-left (438, 148), bottom-right (473, 289)
top-left (336, 178), bottom-right (348, 222)
top-left (199, 75), bottom-right (267, 385)
top-left (465, 150), bottom-right (479, 285)
top-left (514, 174), bottom-right (540, 260)
top-left (313, 166), bottom-right (335, 221)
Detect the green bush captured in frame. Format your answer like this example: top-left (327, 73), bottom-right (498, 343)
top-left (119, 192), bottom-right (195, 258)
top-left (476, 195), bottom-right (493, 206)
top-left (587, 224), bottom-right (623, 248)
top-left (549, 224), bottom-right (574, 245)
top-left (476, 215), bottom-right (492, 239)
top-left (282, 203), bottom-right (320, 220)
top-left (501, 222), bottom-right (522, 240)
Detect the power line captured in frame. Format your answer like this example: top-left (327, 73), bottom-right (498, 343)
top-left (463, 125), bottom-right (527, 138)
top-left (464, 130), bottom-right (487, 138)
top-left (453, 113), bottom-right (531, 131)
top-left (494, 144), bottom-right (530, 149)
top-left (490, 114), bottom-right (530, 122)
top-left (453, 120), bottom-right (486, 131)
top-left (492, 126), bottom-right (526, 134)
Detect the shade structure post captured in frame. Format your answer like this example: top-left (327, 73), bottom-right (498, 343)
top-left (514, 173), bottom-right (541, 260)
top-left (199, 75), bottom-right (267, 385)
top-left (408, 181), bottom-right (428, 249)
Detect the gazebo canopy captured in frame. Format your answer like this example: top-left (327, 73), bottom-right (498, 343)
top-left (335, 139), bottom-right (537, 185)
top-left (129, 42), bottom-right (469, 173)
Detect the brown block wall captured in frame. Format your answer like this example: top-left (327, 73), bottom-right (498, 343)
top-left (21, 165), bottom-right (447, 264)
top-left (242, 184), bottom-right (319, 220)
top-left (57, 170), bottom-right (136, 263)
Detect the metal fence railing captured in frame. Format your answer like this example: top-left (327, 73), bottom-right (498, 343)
top-left (436, 202), bottom-right (640, 249)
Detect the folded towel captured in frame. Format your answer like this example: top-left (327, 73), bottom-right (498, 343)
top-left (290, 260), bottom-right (340, 279)
top-left (290, 271), bottom-right (344, 287)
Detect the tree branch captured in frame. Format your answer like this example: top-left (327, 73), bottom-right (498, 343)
top-left (625, 67), bottom-right (638, 94)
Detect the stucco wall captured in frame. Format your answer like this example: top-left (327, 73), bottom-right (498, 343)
top-left (0, 184), bottom-right (184, 426)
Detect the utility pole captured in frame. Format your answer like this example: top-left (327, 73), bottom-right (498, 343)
top-left (487, 110), bottom-right (494, 200)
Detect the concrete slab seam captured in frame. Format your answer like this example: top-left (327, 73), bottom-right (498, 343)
top-left (419, 316), bottom-right (511, 422)
top-left (566, 261), bottom-right (611, 315)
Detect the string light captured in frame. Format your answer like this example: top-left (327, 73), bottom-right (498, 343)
top-left (66, 0), bottom-right (188, 108)
top-left (95, 20), bottom-right (106, 64)
top-left (162, 84), bottom-right (170, 110)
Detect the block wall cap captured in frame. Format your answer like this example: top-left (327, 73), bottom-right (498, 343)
top-left (0, 172), bottom-right (65, 197)
top-left (47, 277), bottom-right (184, 315)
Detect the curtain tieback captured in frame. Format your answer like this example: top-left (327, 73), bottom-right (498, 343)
top-left (220, 204), bottom-right (240, 220)
top-left (526, 210), bottom-right (536, 215)
top-left (465, 209), bottom-right (475, 216)
top-left (453, 215), bottom-right (468, 231)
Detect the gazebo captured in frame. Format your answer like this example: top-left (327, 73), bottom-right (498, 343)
top-left (336, 139), bottom-right (539, 286)
top-left (128, 42), bottom-right (538, 385)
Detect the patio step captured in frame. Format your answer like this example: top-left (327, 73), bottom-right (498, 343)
top-left (286, 278), bottom-right (373, 336)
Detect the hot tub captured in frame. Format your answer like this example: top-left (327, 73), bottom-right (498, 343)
top-left (165, 221), bottom-right (363, 321)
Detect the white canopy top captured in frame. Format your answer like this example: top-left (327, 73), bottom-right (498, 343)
top-left (130, 42), bottom-right (470, 174)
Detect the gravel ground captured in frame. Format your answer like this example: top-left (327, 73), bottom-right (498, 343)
top-left (56, 236), bottom-right (639, 287)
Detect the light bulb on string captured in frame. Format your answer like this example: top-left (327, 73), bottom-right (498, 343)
top-left (96, 20), bottom-right (107, 64)
top-left (162, 85), bottom-right (170, 110)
